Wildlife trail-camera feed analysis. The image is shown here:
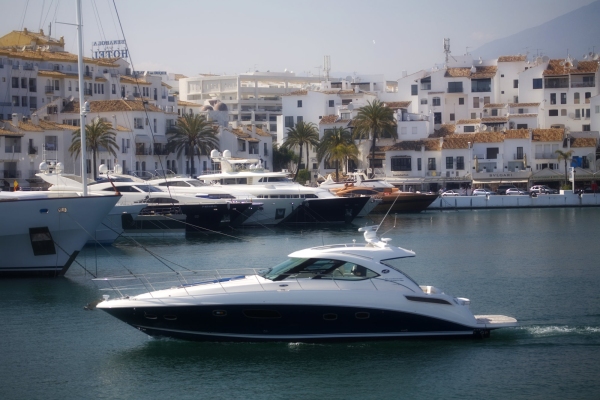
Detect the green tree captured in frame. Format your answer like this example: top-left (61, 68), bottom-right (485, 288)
top-left (167, 114), bottom-right (219, 177)
top-left (272, 143), bottom-right (298, 172)
top-left (282, 121), bottom-right (319, 180)
top-left (555, 149), bottom-right (574, 187)
top-left (69, 118), bottom-right (119, 180)
top-left (352, 99), bottom-right (397, 177)
top-left (317, 126), bottom-right (358, 181)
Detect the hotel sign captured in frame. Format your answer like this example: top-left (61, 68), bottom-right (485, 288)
top-left (91, 39), bottom-right (129, 59)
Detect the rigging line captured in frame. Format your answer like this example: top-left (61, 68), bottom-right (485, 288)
top-left (376, 192), bottom-right (401, 232)
top-left (91, 0), bottom-right (107, 42)
top-left (38, 0), bottom-right (46, 31)
top-left (157, 213), bottom-right (250, 241)
top-left (41, 0), bottom-right (56, 32)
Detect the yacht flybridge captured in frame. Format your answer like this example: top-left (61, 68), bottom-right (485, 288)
top-left (96, 226), bottom-right (517, 342)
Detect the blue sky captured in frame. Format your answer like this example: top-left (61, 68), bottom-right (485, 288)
top-left (1, 0), bottom-right (596, 79)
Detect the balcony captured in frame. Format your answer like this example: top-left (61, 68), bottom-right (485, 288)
top-left (84, 71), bottom-right (92, 77)
top-left (571, 81), bottom-right (595, 88)
top-left (84, 89), bottom-right (92, 96)
top-left (420, 84), bottom-right (431, 90)
top-left (544, 78), bottom-right (569, 89)
top-left (133, 92), bottom-right (141, 98)
top-left (513, 153), bottom-right (525, 160)
top-left (45, 86), bottom-right (55, 94)
top-left (535, 152), bottom-right (558, 159)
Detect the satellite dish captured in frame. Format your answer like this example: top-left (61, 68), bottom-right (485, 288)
top-left (568, 113), bottom-right (575, 119)
top-left (559, 61), bottom-right (565, 66)
top-left (542, 56), bottom-right (549, 63)
top-left (594, 54), bottom-right (600, 61)
top-left (348, 103), bottom-right (354, 111)
top-left (481, 124), bottom-right (488, 131)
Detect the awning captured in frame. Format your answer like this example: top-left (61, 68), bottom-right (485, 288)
top-left (152, 135), bottom-right (167, 144)
top-left (135, 134), bottom-right (151, 144)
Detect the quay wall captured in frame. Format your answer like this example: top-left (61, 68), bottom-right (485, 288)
top-left (427, 191), bottom-right (600, 210)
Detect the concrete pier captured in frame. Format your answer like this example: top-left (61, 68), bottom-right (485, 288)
top-left (427, 190), bottom-right (600, 210)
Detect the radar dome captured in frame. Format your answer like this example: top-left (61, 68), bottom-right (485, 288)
top-left (223, 149), bottom-right (232, 158)
top-left (39, 162), bottom-right (49, 173)
top-left (99, 164), bottom-right (108, 174)
top-left (55, 162), bottom-right (64, 173)
top-left (210, 149), bottom-right (220, 158)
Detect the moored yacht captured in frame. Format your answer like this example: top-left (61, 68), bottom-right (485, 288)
top-left (96, 225), bottom-right (517, 342)
top-left (192, 150), bottom-right (375, 225)
top-left (0, 191), bottom-right (120, 276)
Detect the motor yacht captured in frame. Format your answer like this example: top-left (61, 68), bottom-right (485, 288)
top-left (192, 150), bottom-right (375, 225)
top-left (36, 164), bottom-right (258, 235)
top-left (0, 191), bottom-right (120, 276)
top-left (96, 226), bottom-right (517, 341)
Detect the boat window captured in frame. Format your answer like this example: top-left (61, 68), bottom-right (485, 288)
top-left (186, 180), bottom-right (207, 187)
top-left (260, 258), bottom-right (378, 281)
top-left (133, 185), bottom-right (163, 192)
top-left (236, 178), bottom-right (247, 184)
top-left (380, 258), bottom-right (420, 286)
top-left (304, 194), bottom-right (318, 199)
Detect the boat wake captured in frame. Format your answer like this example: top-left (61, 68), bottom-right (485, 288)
top-left (520, 325), bottom-right (600, 337)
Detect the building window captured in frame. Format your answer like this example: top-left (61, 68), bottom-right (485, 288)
top-left (21, 96), bottom-right (27, 107)
top-left (391, 156), bottom-right (411, 171)
top-left (284, 116), bottom-right (294, 128)
top-left (473, 97), bottom-right (479, 108)
top-left (54, 80), bottom-right (59, 90)
top-left (238, 139), bottom-right (246, 152)
top-left (30, 97), bottom-right (37, 109)
top-left (548, 110), bottom-right (558, 116)
top-left (575, 109), bottom-right (581, 119)
top-left (21, 77), bottom-right (27, 88)
top-left (427, 158), bottom-right (436, 171)
top-left (561, 109), bottom-right (567, 116)
top-left (401, 127), bottom-right (407, 135)
top-left (532, 78), bottom-right (543, 89)
top-left (560, 93), bottom-right (566, 104)
top-left (484, 96), bottom-right (490, 105)
top-left (297, 100), bottom-right (302, 108)
top-left (585, 108), bottom-right (590, 118)
top-left (434, 112), bottom-right (441, 124)
top-left (471, 78), bottom-right (491, 92)
top-left (513, 80), bottom-right (518, 88)
top-left (12, 96), bottom-right (19, 107)
top-left (450, 113), bottom-right (455, 121)
top-left (420, 98), bottom-right (427, 105)
top-left (516, 124), bottom-right (528, 129)
top-left (448, 82), bottom-right (463, 93)
top-left (112, 84), bottom-right (116, 94)
top-left (411, 84), bottom-right (418, 96)
top-left (491, 109), bottom-right (498, 116)
top-left (550, 93), bottom-right (556, 104)
top-left (459, 97), bottom-right (464, 105)
top-left (464, 126), bottom-right (475, 132)
top-left (416, 158), bottom-right (422, 171)
top-left (585, 92), bottom-right (591, 104)
top-left (574, 92), bottom-right (580, 104)
top-left (297, 116), bottom-right (303, 124)
top-left (583, 124), bottom-right (590, 131)
top-left (134, 118), bottom-right (143, 129)
top-left (471, 112), bottom-right (477, 119)
top-left (12, 77), bottom-right (18, 88)
top-left (432, 97), bottom-right (441, 106)
top-left (456, 156), bottom-right (464, 170)
top-left (446, 156), bottom-right (453, 169)
top-left (328, 100), bottom-right (334, 107)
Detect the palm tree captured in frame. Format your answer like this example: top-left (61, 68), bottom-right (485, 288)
top-left (555, 149), bottom-right (574, 187)
top-left (352, 99), bottom-right (397, 177)
top-left (317, 126), bottom-right (358, 181)
top-left (69, 118), bottom-right (119, 180)
top-left (282, 121), bottom-right (319, 180)
top-left (167, 114), bottom-right (219, 177)
top-left (272, 143), bottom-right (298, 172)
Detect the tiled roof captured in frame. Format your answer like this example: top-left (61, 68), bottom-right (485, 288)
top-left (287, 90), bottom-right (308, 96)
top-left (498, 55), bottom-right (527, 62)
top-left (430, 124), bottom-right (456, 138)
top-left (481, 117), bottom-right (508, 123)
top-left (246, 138), bottom-right (260, 143)
top-left (320, 115), bottom-right (339, 124)
top-left (509, 102), bottom-right (540, 108)
top-left (484, 103), bottom-right (505, 108)
top-left (532, 128), bottom-right (564, 141)
top-left (442, 134), bottom-right (477, 149)
top-left (15, 121), bottom-right (44, 132)
top-left (38, 120), bottom-right (77, 131)
top-left (378, 139), bottom-right (441, 152)
top-left (543, 59), bottom-right (599, 76)
top-left (227, 127), bottom-right (251, 138)
top-left (63, 100), bottom-right (163, 113)
top-left (473, 132), bottom-right (505, 143)
top-left (504, 129), bottom-right (530, 139)
top-left (161, 82), bottom-right (172, 88)
top-left (115, 125), bottom-right (132, 132)
top-left (178, 100), bottom-right (200, 107)
top-left (254, 127), bottom-right (272, 137)
top-left (173, 74), bottom-right (188, 80)
top-left (0, 48), bottom-right (118, 66)
top-left (320, 90), bottom-right (356, 95)
top-left (0, 127), bottom-right (20, 136)
top-left (383, 101), bottom-right (411, 109)
top-left (120, 76), bottom-right (152, 85)
top-left (509, 113), bottom-right (538, 118)
top-left (445, 66), bottom-right (497, 79)
top-left (456, 119), bottom-right (481, 125)
top-left (571, 137), bottom-right (597, 147)
top-left (37, 71), bottom-right (67, 77)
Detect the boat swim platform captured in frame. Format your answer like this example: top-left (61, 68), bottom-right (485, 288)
top-left (475, 315), bottom-right (518, 329)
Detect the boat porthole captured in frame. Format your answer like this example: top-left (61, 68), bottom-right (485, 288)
top-left (213, 310), bottom-right (227, 317)
top-left (163, 315), bottom-right (177, 321)
top-left (323, 313), bottom-right (338, 321)
top-left (355, 312), bottom-right (370, 319)
top-left (144, 313), bottom-right (158, 320)
top-left (243, 309), bottom-right (281, 319)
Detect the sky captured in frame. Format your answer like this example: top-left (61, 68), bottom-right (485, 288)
top-left (1, 0), bottom-right (596, 80)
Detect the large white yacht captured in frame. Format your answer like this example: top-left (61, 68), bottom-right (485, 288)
top-left (185, 150), bottom-right (375, 225)
top-left (96, 225), bottom-right (517, 342)
top-left (36, 165), bottom-right (258, 235)
top-left (0, 191), bottom-right (120, 276)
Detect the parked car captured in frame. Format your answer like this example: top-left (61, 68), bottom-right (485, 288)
top-left (529, 185), bottom-right (559, 194)
top-left (497, 184), bottom-right (518, 195)
top-left (505, 188), bottom-right (528, 195)
top-left (442, 189), bottom-right (461, 196)
top-left (473, 188), bottom-right (497, 196)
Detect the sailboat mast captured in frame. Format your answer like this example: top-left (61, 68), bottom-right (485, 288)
top-left (76, 0), bottom-right (87, 195)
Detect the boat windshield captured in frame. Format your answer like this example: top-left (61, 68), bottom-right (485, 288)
top-left (260, 258), bottom-right (308, 280)
top-left (260, 258), bottom-right (379, 281)
top-left (186, 180), bottom-right (208, 187)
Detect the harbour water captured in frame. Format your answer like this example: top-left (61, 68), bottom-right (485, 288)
top-left (1, 208), bottom-right (600, 399)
